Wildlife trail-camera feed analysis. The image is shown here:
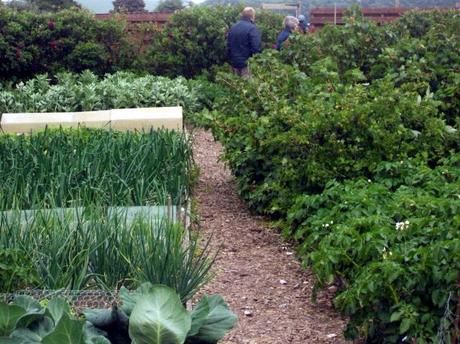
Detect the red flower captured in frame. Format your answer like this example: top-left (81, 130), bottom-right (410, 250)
top-left (50, 40), bottom-right (57, 50)
top-left (48, 21), bottom-right (55, 30)
top-left (15, 47), bottom-right (22, 59)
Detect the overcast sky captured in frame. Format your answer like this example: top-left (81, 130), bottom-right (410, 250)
top-left (1, 0), bottom-right (204, 13)
top-left (77, 0), bottom-right (159, 13)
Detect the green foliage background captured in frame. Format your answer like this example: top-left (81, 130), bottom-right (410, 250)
top-left (0, 7), bottom-right (133, 81)
top-left (0, 5), bottom-right (281, 81)
top-left (0, 4), bottom-right (459, 343)
top-left (140, 5), bottom-right (282, 78)
top-left (200, 9), bottom-right (460, 342)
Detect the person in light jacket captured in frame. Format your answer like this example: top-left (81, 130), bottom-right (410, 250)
top-left (227, 7), bottom-right (262, 77)
top-left (298, 14), bottom-right (308, 34)
top-left (276, 16), bottom-right (299, 50)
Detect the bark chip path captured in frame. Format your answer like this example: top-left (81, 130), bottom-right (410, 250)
top-left (192, 128), bottom-right (347, 344)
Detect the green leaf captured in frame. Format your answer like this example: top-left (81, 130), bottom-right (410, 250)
top-left (12, 297), bottom-right (41, 313)
top-left (83, 306), bottom-right (129, 342)
top-left (129, 285), bottom-right (191, 344)
top-left (29, 316), bottom-right (54, 338)
top-left (41, 313), bottom-right (85, 344)
top-left (13, 296), bottom-right (45, 329)
top-left (85, 337), bottom-right (111, 344)
top-left (0, 337), bottom-right (23, 344)
top-left (399, 318), bottom-right (412, 334)
top-left (120, 286), bottom-right (137, 316)
top-left (120, 283), bottom-right (157, 316)
top-left (83, 322), bottom-right (111, 344)
top-left (83, 309), bottom-right (113, 328)
top-left (188, 298), bottom-right (210, 337)
top-left (47, 298), bottom-right (71, 324)
top-left (390, 311), bottom-right (402, 322)
top-left (10, 328), bottom-right (42, 343)
top-left (187, 295), bottom-right (237, 344)
top-left (0, 302), bottom-right (26, 336)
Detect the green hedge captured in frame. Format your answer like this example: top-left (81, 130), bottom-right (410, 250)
top-left (0, 7), bottom-right (132, 81)
top-left (0, 6), bottom-right (282, 80)
top-left (140, 5), bottom-right (282, 78)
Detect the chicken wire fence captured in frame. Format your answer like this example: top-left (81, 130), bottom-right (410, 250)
top-left (1, 289), bottom-right (118, 313)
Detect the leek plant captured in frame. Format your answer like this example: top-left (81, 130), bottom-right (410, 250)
top-left (0, 207), bottom-right (214, 301)
top-left (0, 127), bottom-right (192, 210)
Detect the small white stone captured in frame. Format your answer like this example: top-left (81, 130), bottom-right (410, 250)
top-left (280, 279), bottom-right (287, 285)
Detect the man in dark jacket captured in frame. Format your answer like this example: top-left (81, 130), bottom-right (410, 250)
top-left (227, 7), bottom-right (262, 77)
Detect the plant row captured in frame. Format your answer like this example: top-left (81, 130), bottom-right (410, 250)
top-left (287, 155), bottom-right (460, 342)
top-left (0, 283), bottom-right (237, 344)
top-left (0, 207), bottom-right (212, 298)
top-left (200, 9), bottom-right (460, 343)
top-left (0, 71), bottom-right (198, 117)
top-left (0, 128), bottom-right (192, 210)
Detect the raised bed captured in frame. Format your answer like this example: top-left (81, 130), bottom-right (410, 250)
top-left (0, 106), bottom-right (183, 133)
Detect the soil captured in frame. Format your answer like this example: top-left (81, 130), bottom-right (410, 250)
top-left (191, 128), bottom-right (348, 344)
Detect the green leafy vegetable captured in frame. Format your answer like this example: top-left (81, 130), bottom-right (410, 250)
top-left (129, 285), bottom-right (191, 344)
top-left (187, 295), bottom-right (237, 344)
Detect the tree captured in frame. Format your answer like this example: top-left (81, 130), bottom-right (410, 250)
top-left (155, 0), bottom-right (183, 12)
top-left (112, 0), bottom-right (146, 12)
top-left (4, 0), bottom-right (35, 11)
top-left (27, 0), bottom-right (80, 11)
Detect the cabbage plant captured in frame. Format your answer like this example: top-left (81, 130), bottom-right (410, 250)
top-left (84, 283), bottom-right (237, 344)
top-left (0, 296), bottom-right (109, 343)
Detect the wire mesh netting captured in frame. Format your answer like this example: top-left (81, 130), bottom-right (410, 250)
top-left (1, 289), bottom-right (118, 313)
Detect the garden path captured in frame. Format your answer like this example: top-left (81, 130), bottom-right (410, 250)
top-left (192, 128), bottom-right (347, 344)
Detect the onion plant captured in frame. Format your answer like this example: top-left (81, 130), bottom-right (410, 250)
top-left (0, 127), bottom-right (193, 210)
top-left (0, 207), bottom-right (215, 301)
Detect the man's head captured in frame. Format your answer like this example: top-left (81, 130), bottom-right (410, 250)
top-left (242, 7), bottom-right (256, 22)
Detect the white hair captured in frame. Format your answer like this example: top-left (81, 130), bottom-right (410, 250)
top-left (242, 7), bottom-right (256, 21)
top-left (284, 16), bottom-right (299, 30)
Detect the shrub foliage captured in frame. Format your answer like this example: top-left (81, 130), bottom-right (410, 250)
top-left (0, 7), bottom-right (132, 80)
top-left (203, 9), bottom-right (460, 343)
top-left (141, 5), bottom-right (282, 78)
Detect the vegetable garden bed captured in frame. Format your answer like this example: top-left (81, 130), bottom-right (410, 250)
top-left (0, 127), bottom-right (192, 210)
top-left (0, 125), bottom-right (203, 301)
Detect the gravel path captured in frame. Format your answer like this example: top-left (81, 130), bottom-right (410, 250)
top-left (192, 128), bottom-right (347, 344)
